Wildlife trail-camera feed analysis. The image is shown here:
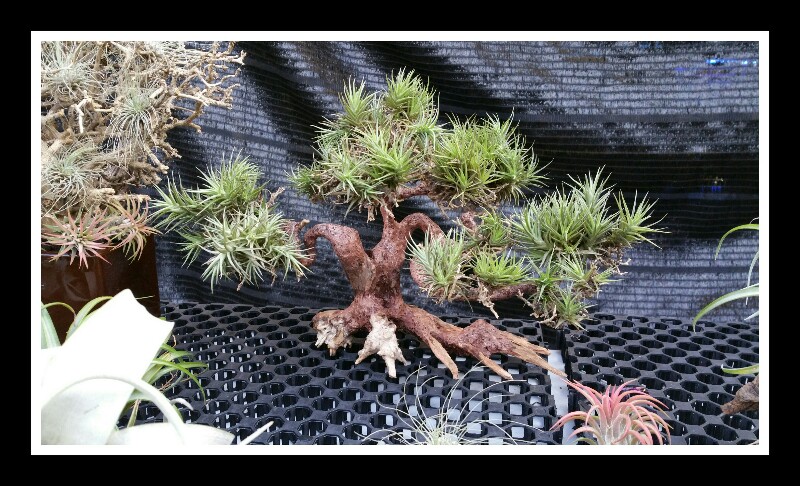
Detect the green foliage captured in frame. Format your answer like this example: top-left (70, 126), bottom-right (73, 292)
top-left (506, 169), bottom-right (662, 328)
top-left (553, 287), bottom-right (591, 330)
top-left (431, 115), bottom-right (545, 207)
top-left (408, 168), bottom-right (663, 328)
top-left (127, 342), bottom-right (207, 427)
top-left (152, 155), bottom-right (306, 290)
top-left (407, 230), bottom-right (468, 301)
top-left (693, 223), bottom-right (759, 329)
top-left (468, 212), bottom-right (510, 249)
top-left (40, 297), bottom-right (207, 426)
top-left (510, 169), bottom-right (661, 261)
top-left (609, 191), bottom-right (664, 248)
top-left (472, 251), bottom-right (530, 288)
top-left (41, 302), bottom-right (73, 348)
top-left (293, 70), bottom-right (542, 216)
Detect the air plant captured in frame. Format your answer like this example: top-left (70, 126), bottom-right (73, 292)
top-left (151, 155), bottom-right (306, 291)
top-left (431, 114), bottom-right (544, 208)
top-left (40, 141), bottom-right (101, 212)
top-left (110, 198), bottom-right (158, 261)
top-left (40, 41), bottom-right (97, 97)
top-left (471, 250), bottom-right (531, 288)
top-left (40, 290), bottom-right (270, 445)
top-left (362, 365), bottom-right (544, 445)
top-left (41, 209), bottom-right (117, 267)
top-left (41, 295), bottom-right (208, 427)
top-left (407, 230), bottom-right (469, 301)
top-left (551, 380), bottom-right (671, 445)
top-left (406, 169), bottom-right (662, 327)
top-left (108, 80), bottom-right (160, 153)
top-left (41, 199), bottom-right (158, 267)
top-left (41, 41), bottom-right (245, 265)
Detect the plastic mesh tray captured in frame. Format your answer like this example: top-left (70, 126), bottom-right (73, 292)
top-left (126, 303), bottom-right (561, 445)
top-left (562, 313), bottom-right (759, 445)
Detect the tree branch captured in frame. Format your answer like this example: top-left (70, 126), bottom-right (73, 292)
top-left (395, 181), bottom-right (430, 201)
top-left (299, 223), bottom-right (374, 292)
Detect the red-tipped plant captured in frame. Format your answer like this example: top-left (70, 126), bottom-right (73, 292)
top-left (109, 198), bottom-right (158, 261)
top-left (552, 380), bottom-right (671, 445)
top-left (42, 209), bottom-right (116, 268)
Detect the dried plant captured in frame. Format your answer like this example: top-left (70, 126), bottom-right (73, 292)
top-left (551, 380), bottom-right (671, 445)
top-left (41, 41), bottom-right (245, 263)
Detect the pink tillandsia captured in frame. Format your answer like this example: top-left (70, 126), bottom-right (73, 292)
top-left (110, 198), bottom-right (158, 260)
top-left (42, 209), bottom-right (116, 268)
top-left (551, 380), bottom-right (671, 445)
top-left (42, 200), bottom-right (159, 268)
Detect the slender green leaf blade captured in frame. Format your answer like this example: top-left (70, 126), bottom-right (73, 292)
top-left (41, 303), bottom-right (65, 349)
top-left (693, 284), bottom-right (759, 330)
top-left (715, 223), bottom-right (759, 259)
top-left (66, 295), bottom-right (113, 339)
top-left (722, 364), bottom-right (760, 375)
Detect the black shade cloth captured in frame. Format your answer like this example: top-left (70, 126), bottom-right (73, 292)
top-left (155, 41), bottom-right (760, 323)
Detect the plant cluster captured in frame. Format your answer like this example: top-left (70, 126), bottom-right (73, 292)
top-left (151, 155), bottom-right (306, 290)
top-left (41, 41), bottom-right (245, 265)
top-left (291, 70), bottom-right (544, 219)
top-left (551, 380), bottom-right (671, 445)
top-left (411, 170), bottom-right (663, 328)
top-left (293, 71), bottom-right (663, 329)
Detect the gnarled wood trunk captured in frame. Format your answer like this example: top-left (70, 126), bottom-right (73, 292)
top-left (293, 205), bottom-right (564, 380)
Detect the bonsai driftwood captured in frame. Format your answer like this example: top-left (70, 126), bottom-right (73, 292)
top-left (291, 205), bottom-right (562, 379)
top-left (721, 375), bottom-right (759, 415)
top-left (156, 71), bottom-right (661, 379)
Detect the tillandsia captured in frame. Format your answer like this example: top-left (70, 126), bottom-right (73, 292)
top-left (41, 41), bottom-right (245, 265)
top-left (40, 295), bottom-right (208, 427)
top-left (151, 154), bottom-right (306, 291)
top-left (551, 380), bottom-right (671, 445)
top-left (411, 170), bottom-right (664, 329)
top-left (361, 365), bottom-right (545, 445)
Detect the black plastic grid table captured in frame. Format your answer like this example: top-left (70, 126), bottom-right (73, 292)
top-left (128, 303), bottom-right (562, 445)
top-left (561, 313), bottom-right (759, 445)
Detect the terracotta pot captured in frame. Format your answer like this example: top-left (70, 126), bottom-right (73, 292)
top-left (41, 235), bottom-right (160, 342)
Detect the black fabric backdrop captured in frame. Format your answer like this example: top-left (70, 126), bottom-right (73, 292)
top-left (155, 41), bottom-right (760, 323)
